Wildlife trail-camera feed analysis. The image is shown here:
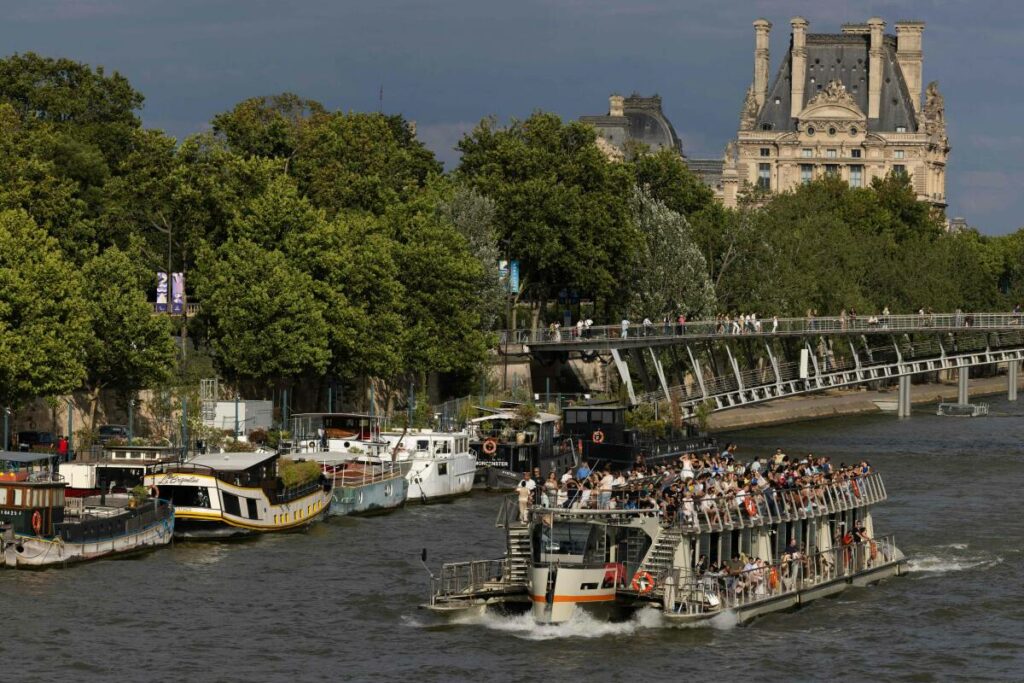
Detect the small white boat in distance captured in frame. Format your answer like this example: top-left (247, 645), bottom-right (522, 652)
top-left (381, 430), bottom-right (476, 503)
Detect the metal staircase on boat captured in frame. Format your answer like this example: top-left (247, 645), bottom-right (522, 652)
top-left (633, 527), bottom-right (683, 597)
top-left (504, 524), bottom-right (531, 585)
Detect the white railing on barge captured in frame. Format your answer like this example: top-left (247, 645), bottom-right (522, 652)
top-left (663, 534), bottom-right (899, 616)
top-left (428, 558), bottom-right (512, 606)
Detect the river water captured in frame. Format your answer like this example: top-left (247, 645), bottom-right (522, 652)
top-left (2, 397), bottom-right (1022, 682)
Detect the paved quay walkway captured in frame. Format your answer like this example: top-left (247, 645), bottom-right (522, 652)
top-left (708, 374), bottom-right (1020, 431)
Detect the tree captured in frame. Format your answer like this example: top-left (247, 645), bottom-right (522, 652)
top-left (0, 210), bottom-right (89, 408)
top-left (211, 92), bottom-right (326, 162)
top-left (80, 247), bottom-right (177, 427)
top-left (193, 240), bottom-right (330, 384)
top-left (283, 211), bottom-right (405, 383)
top-left (438, 182), bottom-right (504, 330)
top-left (630, 147), bottom-right (714, 218)
top-left (456, 112), bottom-right (638, 323)
top-left (291, 111), bottom-right (441, 216)
top-left (629, 189), bottom-right (717, 318)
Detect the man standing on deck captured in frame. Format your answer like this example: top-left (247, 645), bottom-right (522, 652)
top-left (517, 471), bottom-right (535, 521)
top-left (599, 468), bottom-right (614, 508)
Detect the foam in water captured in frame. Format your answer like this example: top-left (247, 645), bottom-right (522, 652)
top-left (908, 544), bottom-right (1003, 577)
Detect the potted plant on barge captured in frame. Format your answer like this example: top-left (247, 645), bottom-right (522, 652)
top-left (511, 403), bottom-right (538, 444)
top-left (129, 485), bottom-right (149, 509)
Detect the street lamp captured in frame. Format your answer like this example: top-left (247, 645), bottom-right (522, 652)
top-left (128, 398), bottom-right (135, 443)
top-left (64, 399), bottom-right (74, 461)
top-left (2, 407), bottom-right (10, 452)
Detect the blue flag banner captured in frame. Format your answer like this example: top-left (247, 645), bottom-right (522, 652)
top-left (171, 272), bottom-right (185, 314)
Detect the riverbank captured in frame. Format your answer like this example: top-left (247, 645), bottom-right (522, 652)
top-left (707, 373), bottom-right (1021, 431)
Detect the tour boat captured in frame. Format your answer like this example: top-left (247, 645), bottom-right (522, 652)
top-left (380, 430), bottom-right (476, 503)
top-left (425, 470), bottom-right (907, 625)
top-left (0, 452), bottom-right (174, 568)
top-left (468, 409), bottom-right (574, 489)
top-left (144, 451), bottom-right (331, 539)
top-left (289, 414), bottom-right (409, 516)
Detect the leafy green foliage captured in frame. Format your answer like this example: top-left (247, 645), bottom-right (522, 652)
top-left (0, 210), bottom-right (89, 407)
top-left (456, 113), bottom-right (639, 312)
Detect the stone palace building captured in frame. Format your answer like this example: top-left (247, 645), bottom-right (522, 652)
top-left (722, 17), bottom-right (949, 208)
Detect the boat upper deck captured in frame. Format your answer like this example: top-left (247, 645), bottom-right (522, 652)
top-left (526, 472), bottom-right (885, 534)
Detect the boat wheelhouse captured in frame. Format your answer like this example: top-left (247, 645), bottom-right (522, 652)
top-left (290, 413), bottom-right (409, 516)
top-left (0, 451), bottom-right (173, 568)
top-left (425, 471), bottom-right (906, 625)
top-left (468, 409), bottom-right (574, 489)
top-left (61, 445), bottom-right (180, 498)
top-left (380, 430), bottom-right (476, 503)
top-left (145, 451), bottom-right (331, 539)
top-left (561, 404), bottom-right (717, 468)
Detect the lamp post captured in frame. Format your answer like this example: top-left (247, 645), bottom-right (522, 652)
top-left (64, 399), bottom-right (74, 461)
top-left (128, 398), bottom-right (135, 443)
top-left (2, 407), bottom-right (9, 452)
top-left (234, 393), bottom-right (240, 438)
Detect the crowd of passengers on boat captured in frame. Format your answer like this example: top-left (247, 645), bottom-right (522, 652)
top-left (516, 444), bottom-right (874, 526)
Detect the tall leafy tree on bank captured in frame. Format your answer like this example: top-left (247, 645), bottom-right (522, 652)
top-left (456, 112), bottom-right (638, 325)
top-left (630, 189), bottom-right (717, 319)
top-left (0, 210), bottom-right (89, 408)
top-left (80, 247), bottom-right (178, 428)
top-left (630, 147), bottom-right (715, 218)
top-left (193, 240), bottom-right (330, 385)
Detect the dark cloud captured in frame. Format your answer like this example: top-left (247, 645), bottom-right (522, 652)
top-left (0, 0), bottom-right (1019, 233)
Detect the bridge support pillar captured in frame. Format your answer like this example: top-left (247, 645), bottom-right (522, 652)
top-left (610, 348), bottom-right (637, 406)
top-left (1009, 360), bottom-right (1019, 402)
top-left (897, 375), bottom-right (912, 418)
top-left (957, 366), bottom-right (969, 405)
top-left (649, 348), bottom-right (671, 402)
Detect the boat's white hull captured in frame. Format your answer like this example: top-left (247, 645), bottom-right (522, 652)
top-left (1, 514), bottom-right (174, 568)
top-left (529, 564), bottom-right (621, 624)
top-left (405, 453), bottom-right (476, 503)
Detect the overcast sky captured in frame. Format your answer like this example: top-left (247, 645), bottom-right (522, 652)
top-left (1, 0), bottom-right (1021, 234)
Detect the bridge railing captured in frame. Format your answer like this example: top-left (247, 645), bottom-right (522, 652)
top-left (510, 311), bottom-right (1024, 346)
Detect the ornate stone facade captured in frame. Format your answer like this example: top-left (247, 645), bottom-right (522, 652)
top-left (722, 17), bottom-right (950, 209)
top-left (580, 93), bottom-right (683, 157)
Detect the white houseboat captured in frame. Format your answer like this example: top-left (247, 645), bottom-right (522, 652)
top-left (425, 470), bottom-right (906, 625)
top-left (144, 451), bottom-right (331, 539)
top-left (0, 452), bottom-right (174, 568)
top-left (381, 430), bottom-right (476, 503)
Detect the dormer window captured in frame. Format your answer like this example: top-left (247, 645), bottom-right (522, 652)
top-left (896, 125), bottom-right (907, 133)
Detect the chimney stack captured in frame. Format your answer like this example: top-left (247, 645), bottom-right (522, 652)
top-left (790, 17), bottom-right (809, 118)
top-left (867, 17), bottom-right (885, 119)
top-left (895, 21), bottom-right (925, 114)
top-left (753, 19), bottom-right (772, 108)
top-left (609, 94), bottom-right (624, 117)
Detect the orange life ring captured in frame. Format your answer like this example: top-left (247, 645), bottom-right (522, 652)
top-left (482, 438), bottom-right (497, 455)
top-left (842, 532), bottom-right (854, 546)
top-left (31, 510), bottom-right (43, 535)
top-left (592, 430), bottom-right (605, 444)
top-left (631, 571), bottom-right (655, 594)
top-left (149, 485), bottom-right (160, 500)
top-left (851, 479), bottom-right (861, 497)
top-left (769, 567), bottom-right (780, 590)
top-left (744, 496), bottom-right (758, 517)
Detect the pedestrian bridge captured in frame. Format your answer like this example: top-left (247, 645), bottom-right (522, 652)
top-left (511, 312), bottom-right (1024, 419)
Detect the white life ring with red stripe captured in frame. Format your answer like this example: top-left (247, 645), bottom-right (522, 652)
top-left (149, 485), bottom-right (160, 500)
top-left (592, 430), bottom-right (605, 444)
top-left (744, 496), bottom-right (758, 517)
top-left (482, 438), bottom-right (497, 455)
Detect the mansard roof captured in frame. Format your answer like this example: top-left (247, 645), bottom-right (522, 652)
top-left (581, 94), bottom-right (683, 154)
top-left (755, 34), bottom-right (917, 133)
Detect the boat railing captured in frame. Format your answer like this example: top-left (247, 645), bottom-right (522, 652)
top-left (663, 534), bottom-right (899, 615)
top-left (428, 558), bottom-right (511, 605)
top-left (669, 473), bottom-right (886, 533)
top-left (55, 498), bottom-right (173, 544)
top-left (329, 460), bottom-right (404, 488)
top-left (268, 477), bottom-right (326, 505)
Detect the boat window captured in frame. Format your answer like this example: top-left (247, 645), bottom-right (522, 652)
top-left (437, 462), bottom-right (448, 476)
top-left (435, 441), bottom-right (451, 454)
top-left (417, 440), bottom-right (429, 451)
top-left (565, 411), bottom-right (577, 425)
top-left (590, 411), bottom-right (602, 424)
top-left (15, 488), bottom-right (23, 506)
top-left (534, 522), bottom-right (592, 561)
top-left (603, 411), bottom-right (616, 424)
top-left (223, 492), bottom-right (241, 516)
top-left (246, 498), bottom-right (259, 519)
top-left (166, 485), bottom-right (211, 509)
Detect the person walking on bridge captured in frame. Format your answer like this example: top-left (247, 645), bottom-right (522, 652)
top-left (621, 318), bottom-right (630, 338)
